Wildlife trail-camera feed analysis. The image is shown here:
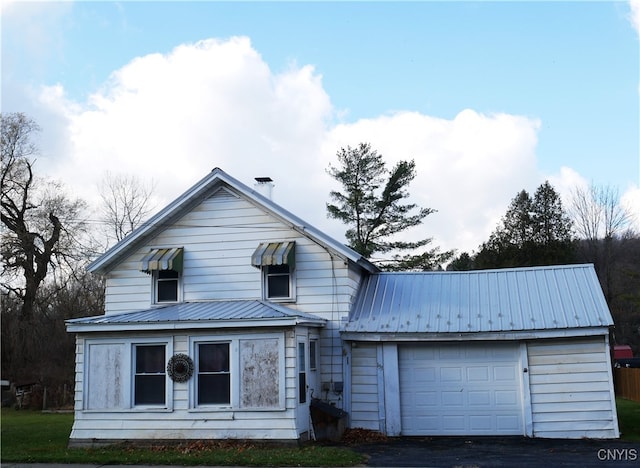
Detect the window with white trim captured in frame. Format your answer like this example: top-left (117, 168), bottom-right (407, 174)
top-left (309, 340), bottom-right (317, 371)
top-left (196, 342), bottom-right (231, 406)
top-left (264, 264), bottom-right (295, 301)
top-left (134, 344), bottom-right (167, 406)
top-left (154, 269), bottom-right (181, 303)
top-left (251, 242), bottom-right (296, 302)
top-left (298, 341), bottom-right (307, 404)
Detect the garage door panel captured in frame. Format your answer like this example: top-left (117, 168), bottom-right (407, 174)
top-left (468, 390), bottom-right (491, 406)
top-left (399, 342), bottom-right (524, 436)
top-left (497, 415), bottom-right (522, 431)
top-left (468, 367), bottom-right (490, 382)
top-left (439, 346), bottom-right (463, 359)
top-left (496, 389), bottom-right (519, 406)
top-left (494, 365), bottom-right (518, 381)
top-left (444, 416), bottom-right (465, 431)
top-left (441, 367), bottom-right (463, 382)
top-left (470, 415), bottom-right (492, 431)
top-left (441, 391), bottom-right (464, 406)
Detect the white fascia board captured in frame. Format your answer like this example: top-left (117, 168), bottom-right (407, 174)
top-left (66, 316), bottom-right (326, 333)
top-left (340, 326), bottom-right (611, 342)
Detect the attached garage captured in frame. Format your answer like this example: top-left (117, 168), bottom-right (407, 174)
top-left (399, 342), bottom-right (523, 435)
top-left (343, 265), bottom-right (620, 439)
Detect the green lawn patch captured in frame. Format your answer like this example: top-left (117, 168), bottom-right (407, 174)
top-left (617, 397), bottom-right (640, 441)
top-left (0, 408), bottom-right (364, 466)
top-left (3, 400), bottom-right (639, 465)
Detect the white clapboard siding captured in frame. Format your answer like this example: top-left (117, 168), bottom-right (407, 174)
top-left (350, 344), bottom-right (381, 431)
top-left (103, 189), bottom-right (362, 318)
top-left (527, 337), bottom-right (619, 438)
top-left (89, 186), bottom-right (367, 434)
top-left (70, 409), bottom-right (299, 441)
top-left (73, 336), bottom-right (85, 411)
top-left (71, 329), bottom-right (301, 443)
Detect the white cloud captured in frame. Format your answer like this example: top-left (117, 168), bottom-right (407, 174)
top-left (25, 36), bottom-right (582, 258)
top-left (324, 109), bottom-right (542, 254)
top-left (47, 37), bottom-right (332, 209)
top-left (629, 0), bottom-right (640, 38)
top-left (621, 185), bottom-right (640, 232)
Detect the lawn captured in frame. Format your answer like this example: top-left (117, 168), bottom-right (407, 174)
top-left (0, 409), bottom-right (364, 466)
top-left (2, 399), bottom-right (639, 465)
top-left (617, 397), bottom-right (640, 441)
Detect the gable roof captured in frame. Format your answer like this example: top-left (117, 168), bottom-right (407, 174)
top-left (87, 168), bottom-right (378, 275)
top-left (342, 264), bottom-right (613, 340)
top-left (66, 300), bottom-right (326, 332)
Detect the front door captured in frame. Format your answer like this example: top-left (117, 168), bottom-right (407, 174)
top-left (296, 335), bottom-right (310, 437)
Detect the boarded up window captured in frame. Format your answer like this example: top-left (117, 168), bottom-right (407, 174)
top-left (240, 338), bottom-right (279, 408)
top-left (86, 343), bottom-right (127, 410)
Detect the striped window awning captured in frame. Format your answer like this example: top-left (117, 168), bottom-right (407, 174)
top-left (251, 242), bottom-right (295, 268)
top-left (140, 247), bottom-right (184, 274)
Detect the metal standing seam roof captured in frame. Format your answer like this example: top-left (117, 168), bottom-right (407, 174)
top-left (343, 264), bottom-right (613, 335)
top-left (66, 300), bottom-right (325, 331)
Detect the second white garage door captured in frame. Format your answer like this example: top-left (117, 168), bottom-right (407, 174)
top-left (399, 342), bottom-right (524, 435)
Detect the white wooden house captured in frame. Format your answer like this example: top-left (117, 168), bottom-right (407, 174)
top-left (66, 168), bottom-right (619, 446)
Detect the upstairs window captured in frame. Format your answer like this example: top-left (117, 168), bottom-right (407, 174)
top-left (155, 270), bottom-right (179, 303)
top-left (251, 241), bottom-right (296, 302)
top-left (265, 264), bottom-right (292, 299)
top-left (140, 247), bottom-right (184, 304)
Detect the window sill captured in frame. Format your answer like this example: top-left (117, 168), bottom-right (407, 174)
top-left (188, 407), bottom-right (286, 414)
top-left (81, 408), bottom-right (173, 413)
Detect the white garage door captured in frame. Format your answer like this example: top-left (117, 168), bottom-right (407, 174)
top-left (399, 342), bottom-right (524, 435)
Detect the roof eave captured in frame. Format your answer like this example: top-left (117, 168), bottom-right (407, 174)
top-left (67, 316), bottom-right (325, 333)
top-left (341, 326), bottom-right (612, 342)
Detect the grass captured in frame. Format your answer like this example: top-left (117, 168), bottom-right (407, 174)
top-left (0, 409), bottom-right (364, 466)
top-left (617, 397), bottom-right (640, 441)
top-left (3, 399), bottom-right (639, 464)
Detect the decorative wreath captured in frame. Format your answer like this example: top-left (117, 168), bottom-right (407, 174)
top-left (166, 353), bottom-right (194, 383)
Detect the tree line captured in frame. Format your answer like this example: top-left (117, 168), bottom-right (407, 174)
top-left (2, 113), bottom-right (639, 408)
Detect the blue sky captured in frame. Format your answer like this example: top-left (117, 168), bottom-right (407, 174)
top-left (2, 1), bottom-right (639, 256)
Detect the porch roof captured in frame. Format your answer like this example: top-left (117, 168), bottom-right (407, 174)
top-left (66, 300), bottom-right (325, 332)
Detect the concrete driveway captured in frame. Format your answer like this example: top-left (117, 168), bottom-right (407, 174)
top-left (351, 436), bottom-right (640, 467)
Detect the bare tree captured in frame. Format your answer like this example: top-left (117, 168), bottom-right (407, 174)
top-left (570, 183), bottom-right (635, 303)
top-left (571, 184), bottom-right (633, 241)
top-left (1, 112), bottom-right (88, 320)
top-left (99, 172), bottom-right (155, 246)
